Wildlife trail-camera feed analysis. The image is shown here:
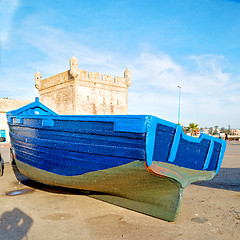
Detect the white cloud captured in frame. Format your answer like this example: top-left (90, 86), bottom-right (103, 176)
top-left (0, 68), bottom-right (37, 100)
top-left (129, 52), bottom-right (183, 90)
top-left (0, 0), bottom-right (20, 47)
top-left (18, 19), bottom-right (121, 78)
top-left (1, 17), bottom-right (239, 128)
top-left (127, 53), bottom-right (239, 127)
top-left (128, 91), bottom-right (179, 123)
top-left (129, 53), bottom-right (231, 95)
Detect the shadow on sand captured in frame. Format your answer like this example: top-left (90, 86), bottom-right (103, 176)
top-left (0, 208), bottom-right (33, 240)
top-left (0, 153), bottom-right (4, 177)
top-left (194, 167), bottom-right (240, 192)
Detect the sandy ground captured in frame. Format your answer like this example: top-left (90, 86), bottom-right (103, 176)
top-left (0, 142), bottom-right (239, 240)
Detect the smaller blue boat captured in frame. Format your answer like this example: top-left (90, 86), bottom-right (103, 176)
top-left (7, 98), bottom-right (226, 221)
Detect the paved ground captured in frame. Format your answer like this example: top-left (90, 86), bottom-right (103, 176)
top-left (0, 143), bottom-right (11, 164)
top-left (0, 142), bottom-right (239, 240)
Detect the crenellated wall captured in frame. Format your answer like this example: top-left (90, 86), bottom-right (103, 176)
top-left (35, 56), bottom-right (131, 115)
top-left (36, 71), bottom-right (72, 91)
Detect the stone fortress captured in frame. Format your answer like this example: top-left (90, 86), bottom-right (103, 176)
top-left (35, 56), bottom-right (131, 115)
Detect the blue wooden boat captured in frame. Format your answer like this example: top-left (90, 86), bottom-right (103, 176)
top-left (7, 98), bottom-right (226, 221)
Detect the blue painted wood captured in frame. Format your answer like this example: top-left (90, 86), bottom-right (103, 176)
top-left (168, 124), bottom-right (182, 163)
top-left (203, 140), bottom-right (214, 170)
top-left (7, 98), bottom-right (226, 177)
top-left (152, 123), bottom-right (175, 164)
top-left (152, 122), bottom-right (226, 172)
top-left (11, 139), bottom-right (141, 176)
top-left (145, 116), bottom-right (158, 167)
top-left (42, 119), bottom-right (54, 127)
top-left (114, 119), bottom-right (147, 133)
top-left (0, 130), bottom-right (6, 138)
top-left (8, 97), bottom-right (57, 116)
top-left (173, 137), bottom-right (211, 170)
top-left (215, 140), bottom-right (227, 174)
top-left (16, 118), bottom-right (23, 124)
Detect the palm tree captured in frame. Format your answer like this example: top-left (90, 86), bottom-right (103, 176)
top-left (186, 123), bottom-right (199, 136)
top-left (209, 127), bottom-right (213, 135)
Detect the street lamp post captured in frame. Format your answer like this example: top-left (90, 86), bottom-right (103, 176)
top-left (177, 86), bottom-right (181, 124)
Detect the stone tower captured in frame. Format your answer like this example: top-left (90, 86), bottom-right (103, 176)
top-left (69, 56), bottom-right (79, 78)
top-left (124, 67), bottom-right (131, 87)
top-left (35, 56), bottom-right (131, 115)
top-left (35, 70), bottom-right (42, 90)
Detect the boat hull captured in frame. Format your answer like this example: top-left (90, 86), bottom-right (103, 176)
top-left (15, 158), bottom-right (182, 221)
top-left (7, 98), bottom-right (226, 221)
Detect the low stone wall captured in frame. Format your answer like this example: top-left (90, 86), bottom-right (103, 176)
top-left (0, 99), bottom-right (32, 113)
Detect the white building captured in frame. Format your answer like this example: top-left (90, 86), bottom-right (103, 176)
top-left (0, 99), bottom-right (31, 142)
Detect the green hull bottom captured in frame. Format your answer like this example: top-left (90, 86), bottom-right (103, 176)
top-left (88, 189), bottom-right (182, 222)
top-left (15, 159), bottom-right (215, 221)
top-left (15, 159), bottom-right (185, 221)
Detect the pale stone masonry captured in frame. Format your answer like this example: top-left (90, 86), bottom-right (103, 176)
top-left (0, 99), bottom-right (32, 113)
top-left (35, 56), bottom-right (131, 115)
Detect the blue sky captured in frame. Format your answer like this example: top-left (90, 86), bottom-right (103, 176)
top-left (1, 0), bottom-right (240, 128)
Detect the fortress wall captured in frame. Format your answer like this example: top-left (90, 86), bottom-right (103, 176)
top-left (35, 57), bottom-right (131, 115)
top-left (39, 83), bottom-right (75, 115)
top-left (0, 99), bottom-right (32, 113)
top-left (38, 71), bottom-right (72, 91)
